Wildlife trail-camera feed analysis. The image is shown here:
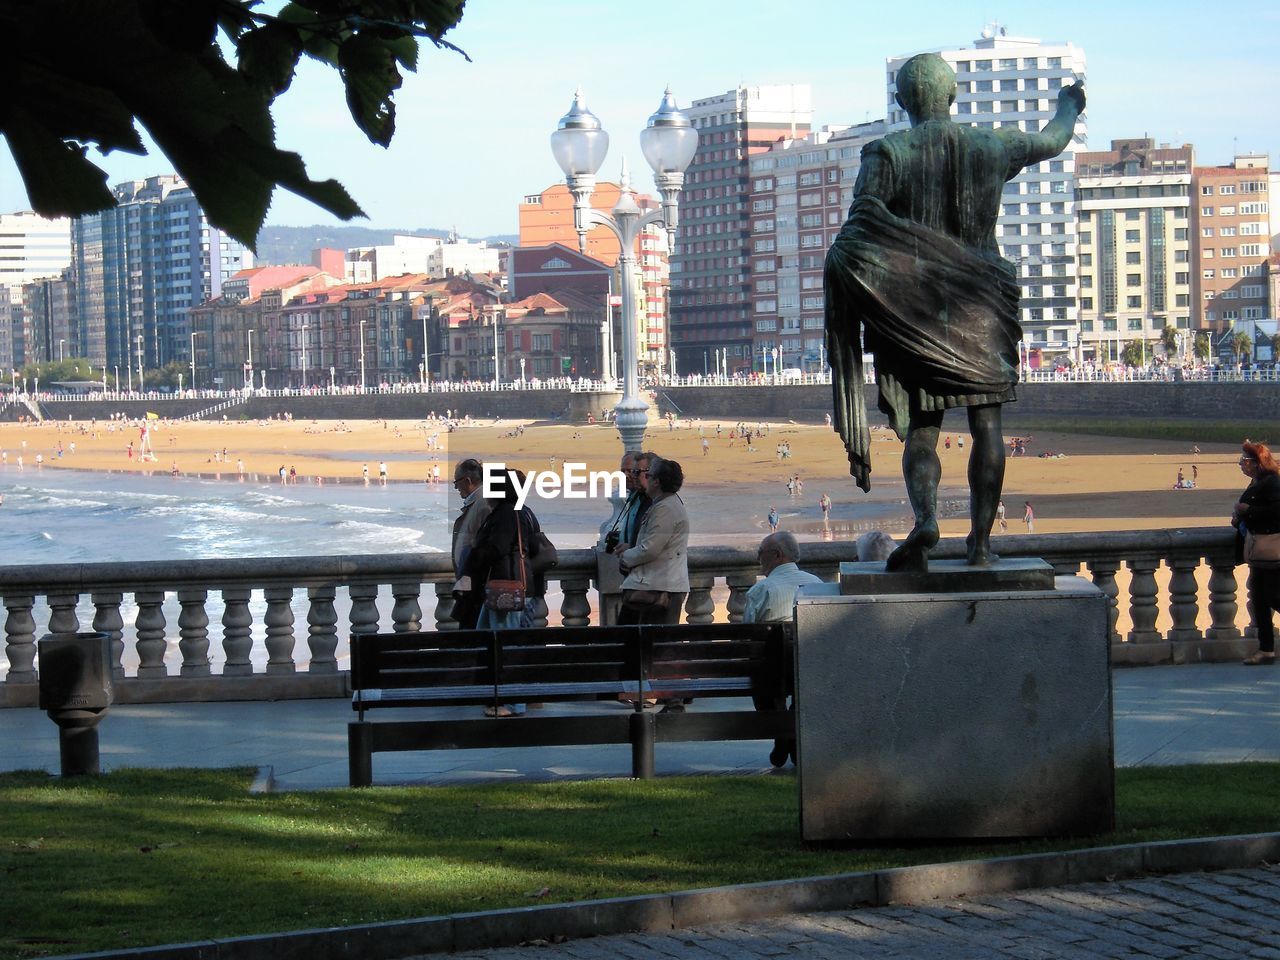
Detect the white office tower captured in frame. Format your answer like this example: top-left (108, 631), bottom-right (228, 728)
top-left (887, 28), bottom-right (1087, 365)
top-left (0, 211), bottom-right (71, 286)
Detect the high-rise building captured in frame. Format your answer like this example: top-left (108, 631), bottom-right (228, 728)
top-left (0, 211), bottom-right (72, 286)
top-left (0, 211), bottom-right (72, 370)
top-left (669, 85), bottom-right (812, 375)
top-left (887, 30), bottom-right (1086, 365)
top-left (1193, 154), bottom-right (1272, 337)
top-left (748, 121), bottom-right (884, 371)
top-left (71, 175), bottom-right (252, 371)
top-left (1074, 139), bottom-right (1195, 363)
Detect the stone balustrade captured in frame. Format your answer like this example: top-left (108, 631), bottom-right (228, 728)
top-left (0, 527), bottom-right (1250, 707)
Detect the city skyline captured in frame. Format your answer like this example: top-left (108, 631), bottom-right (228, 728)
top-left (1, 0), bottom-right (1277, 239)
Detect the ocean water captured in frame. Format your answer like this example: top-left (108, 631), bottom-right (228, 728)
top-left (0, 468), bottom-right (453, 565)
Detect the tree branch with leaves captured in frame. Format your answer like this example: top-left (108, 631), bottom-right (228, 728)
top-left (0, 0), bottom-right (468, 249)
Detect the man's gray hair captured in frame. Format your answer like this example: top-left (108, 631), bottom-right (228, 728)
top-left (856, 531), bottom-right (896, 562)
top-left (770, 530), bottom-right (802, 562)
top-left (455, 458), bottom-right (483, 482)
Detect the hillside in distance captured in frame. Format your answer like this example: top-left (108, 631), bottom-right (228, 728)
top-left (255, 225), bottom-right (517, 266)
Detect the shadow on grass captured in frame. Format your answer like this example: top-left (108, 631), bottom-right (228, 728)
top-left (2, 764), bottom-right (1278, 956)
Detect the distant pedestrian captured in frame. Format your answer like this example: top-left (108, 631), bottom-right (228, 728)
top-left (1023, 501), bottom-right (1035, 534)
top-left (819, 493), bottom-right (831, 520)
top-left (997, 499), bottom-right (1007, 532)
top-left (378, 460), bottom-right (388, 485)
top-left (701, 437), bottom-right (709, 456)
top-left (767, 506), bottom-right (780, 532)
top-left (362, 463), bottom-right (369, 485)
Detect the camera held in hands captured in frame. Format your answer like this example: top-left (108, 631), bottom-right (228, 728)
top-left (604, 530), bottom-right (620, 552)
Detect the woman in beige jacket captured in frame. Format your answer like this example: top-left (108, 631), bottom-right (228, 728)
top-left (615, 457), bottom-right (689, 625)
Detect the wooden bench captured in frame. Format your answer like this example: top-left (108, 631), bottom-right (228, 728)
top-left (348, 623), bottom-right (792, 787)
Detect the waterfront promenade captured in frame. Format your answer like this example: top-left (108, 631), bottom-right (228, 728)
top-left (2, 661), bottom-right (1277, 788)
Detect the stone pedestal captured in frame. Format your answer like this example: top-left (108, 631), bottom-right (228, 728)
top-left (794, 571), bottom-right (1113, 842)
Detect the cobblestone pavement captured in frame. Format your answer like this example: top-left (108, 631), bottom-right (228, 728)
top-left (457, 866), bottom-right (1280, 959)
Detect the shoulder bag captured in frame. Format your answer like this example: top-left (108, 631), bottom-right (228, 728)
top-left (484, 514), bottom-right (527, 611)
top-left (1245, 530), bottom-right (1280, 564)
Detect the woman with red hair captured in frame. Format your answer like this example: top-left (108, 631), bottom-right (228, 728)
top-left (1233, 441), bottom-right (1280, 664)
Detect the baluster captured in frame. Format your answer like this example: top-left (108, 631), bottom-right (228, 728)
top-left (134, 591), bottom-right (169, 677)
top-left (1085, 560), bottom-right (1120, 644)
top-left (221, 588), bottom-right (254, 676)
top-left (1126, 557), bottom-right (1160, 644)
top-left (2, 594), bottom-right (37, 684)
top-left (349, 583), bottom-right (381, 636)
top-left (726, 571), bottom-right (757, 624)
top-left (1166, 556), bottom-right (1202, 644)
top-left (1205, 558), bottom-right (1242, 642)
top-left (390, 582), bottom-right (422, 633)
top-left (263, 587), bottom-right (296, 674)
top-left (306, 586), bottom-right (339, 673)
top-left (684, 574), bottom-right (715, 625)
top-left (91, 592), bottom-right (125, 679)
top-left (177, 589), bottom-right (211, 677)
top-left (527, 594), bottom-right (549, 628)
top-left (559, 577), bottom-right (592, 627)
top-left (432, 582), bottom-right (457, 631)
top-left (46, 593), bottom-right (80, 635)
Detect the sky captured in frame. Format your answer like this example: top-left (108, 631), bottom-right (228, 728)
top-left (2, 0), bottom-right (1278, 239)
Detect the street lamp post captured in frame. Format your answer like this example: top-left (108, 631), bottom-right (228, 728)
top-left (58, 339), bottom-right (65, 362)
top-left (300, 323), bottom-right (308, 390)
top-left (136, 335), bottom-right (144, 393)
top-left (551, 87), bottom-right (697, 452)
top-left (190, 330), bottom-right (201, 392)
top-left (358, 319), bottom-right (367, 392)
top-left (246, 328), bottom-right (255, 391)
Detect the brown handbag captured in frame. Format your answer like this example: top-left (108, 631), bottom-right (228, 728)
top-left (484, 513), bottom-right (527, 612)
top-left (621, 588), bottom-right (670, 610)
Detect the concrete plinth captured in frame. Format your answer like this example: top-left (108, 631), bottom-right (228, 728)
top-left (795, 575), bottom-right (1114, 842)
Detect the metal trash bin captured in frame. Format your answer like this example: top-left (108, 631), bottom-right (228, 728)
top-left (38, 632), bottom-right (113, 776)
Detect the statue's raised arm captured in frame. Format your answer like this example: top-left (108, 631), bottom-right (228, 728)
top-left (1002, 81), bottom-right (1086, 172)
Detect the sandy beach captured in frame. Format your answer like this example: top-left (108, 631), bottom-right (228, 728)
top-left (0, 413), bottom-right (1244, 540)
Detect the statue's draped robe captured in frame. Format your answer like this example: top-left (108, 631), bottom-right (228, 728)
top-left (825, 121), bottom-right (1024, 491)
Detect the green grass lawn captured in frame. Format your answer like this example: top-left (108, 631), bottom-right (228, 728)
top-left (3, 764), bottom-right (1280, 958)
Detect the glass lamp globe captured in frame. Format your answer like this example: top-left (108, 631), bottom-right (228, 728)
top-left (551, 89), bottom-right (609, 178)
top-left (640, 88), bottom-right (698, 175)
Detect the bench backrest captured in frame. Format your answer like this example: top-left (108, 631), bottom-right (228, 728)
top-left (351, 623), bottom-right (788, 715)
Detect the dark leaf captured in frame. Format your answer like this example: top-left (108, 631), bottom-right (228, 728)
top-left (337, 32), bottom-right (403, 146)
top-left (237, 22), bottom-right (305, 96)
top-left (137, 0), bottom-right (219, 53)
top-left (5, 111), bottom-right (115, 219)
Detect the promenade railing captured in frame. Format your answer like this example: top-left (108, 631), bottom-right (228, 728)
top-left (0, 527), bottom-right (1250, 707)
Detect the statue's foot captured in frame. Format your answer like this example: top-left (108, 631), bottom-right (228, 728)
top-left (885, 519), bottom-right (938, 573)
top-left (965, 531), bottom-right (999, 567)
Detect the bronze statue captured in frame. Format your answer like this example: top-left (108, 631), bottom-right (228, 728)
top-left (825, 53), bottom-right (1085, 572)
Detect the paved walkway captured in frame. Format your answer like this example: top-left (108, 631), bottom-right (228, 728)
top-left (3, 662), bottom-right (1280, 789)
top-left (461, 866), bottom-right (1280, 960)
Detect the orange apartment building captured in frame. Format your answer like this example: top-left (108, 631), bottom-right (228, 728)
top-left (1192, 155), bottom-right (1272, 338)
top-left (518, 182), bottom-right (670, 374)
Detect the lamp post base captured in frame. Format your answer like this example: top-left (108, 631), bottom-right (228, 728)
top-left (614, 395), bottom-right (650, 454)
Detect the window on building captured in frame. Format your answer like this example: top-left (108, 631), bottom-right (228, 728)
top-left (1127, 273), bottom-right (1141, 286)
top-left (1125, 252), bottom-right (1141, 265)
top-left (1125, 230), bottom-right (1140, 242)
top-left (1220, 184), bottom-right (1236, 195)
top-left (1202, 228), bottom-right (1215, 237)
top-left (1128, 317), bottom-right (1143, 329)
top-left (1202, 207), bottom-right (1214, 216)
top-left (1176, 294), bottom-right (1189, 307)
top-left (1103, 318), bottom-right (1118, 331)
top-left (1081, 299), bottom-right (1094, 311)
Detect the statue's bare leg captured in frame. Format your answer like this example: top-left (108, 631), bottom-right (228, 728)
top-left (886, 410), bottom-right (942, 572)
top-left (965, 403), bottom-right (1005, 566)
